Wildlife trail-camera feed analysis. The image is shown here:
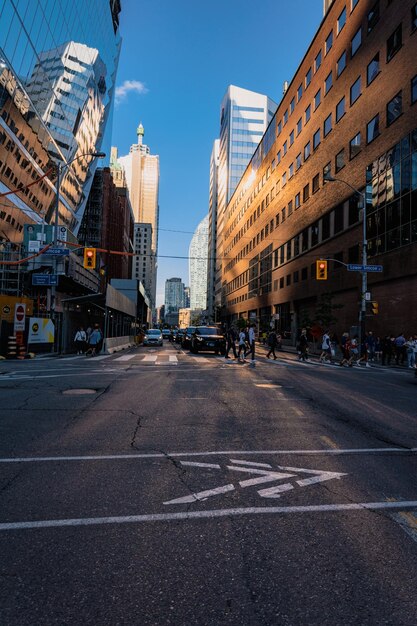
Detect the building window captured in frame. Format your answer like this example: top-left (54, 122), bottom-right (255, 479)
top-left (351, 0), bottom-right (359, 10)
top-left (337, 51), bottom-right (347, 77)
top-left (283, 109), bottom-right (288, 125)
top-left (297, 84), bottom-right (303, 102)
top-left (351, 27), bottom-right (362, 57)
top-left (325, 31), bottom-right (333, 55)
top-left (312, 173), bottom-right (320, 194)
top-left (305, 67), bottom-right (312, 88)
top-left (289, 163), bottom-right (294, 178)
top-left (277, 120), bottom-right (282, 136)
top-left (324, 113), bottom-right (332, 136)
top-left (305, 104), bottom-right (311, 123)
top-left (336, 148), bottom-right (345, 172)
top-left (314, 88), bottom-right (321, 110)
top-left (350, 132), bottom-right (362, 159)
top-left (338, 7), bottom-right (346, 33)
top-left (350, 76), bottom-right (362, 105)
top-left (367, 114), bottom-right (380, 143)
top-left (387, 91), bottom-right (402, 125)
top-left (367, 1), bottom-right (380, 33)
top-left (336, 96), bottom-right (346, 122)
top-left (295, 193), bottom-right (301, 209)
top-left (289, 130), bottom-right (294, 146)
top-left (282, 172), bottom-right (287, 186)
top-left (325, 71), bottom-right (333, 94)
top-left (412, 4), bottom-right (417, 31)
top-left (315, 49), bottom-right (322, 72)
top-left (290, 97), bottom-right (295, 114)
top-left (323, 162), bottom-right (331, 181)
top-left (412, 75), bottom-right (417, 104)
top-left (387, 24), bottom-right (402, 62)
top-left (304, 141), bottom-right (311, 160)
top-left (296, 153), bottom-right (302, 170)
top-left (296, 118), bottom-right (302, 135)
top-left (303, 184), bottom-right (310, 202)
top-left (367, 52), bottom-right (380, 85)
top-left (283, 140), bottom-right (288, 155)
top-left (282, 207), bottom-right (286, 221)
top-left (288, 200), bottom-right (293, 215)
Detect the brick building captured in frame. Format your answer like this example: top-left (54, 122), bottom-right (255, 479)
top-left (79, 167), bottom-right (133, 283)
top-left (222, 0), bottom-right (417, 338)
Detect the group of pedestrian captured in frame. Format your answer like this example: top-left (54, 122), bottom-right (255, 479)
top-left (73, 324), bottom-right (103, 356)
top-left (224, 324), bottom-right (256, 365)
top-left (380, 333), bottom-right (417, 367)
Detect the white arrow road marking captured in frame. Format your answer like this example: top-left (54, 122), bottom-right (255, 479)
top-left (163, 484), bottom-right (234, 505)
top-left (164, 459), bottom-right (348, 505)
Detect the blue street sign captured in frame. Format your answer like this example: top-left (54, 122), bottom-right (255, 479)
top-left (347, 264), bottom-right (383, 272)
top-left (43, 248), bottom-right (70, 256)
top-left (32, 274), bottom-right (59, 286)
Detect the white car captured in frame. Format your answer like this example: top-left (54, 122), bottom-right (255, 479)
top-left (143, 329), bottom-right (163, 347)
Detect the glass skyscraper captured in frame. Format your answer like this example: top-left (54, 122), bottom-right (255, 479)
top-left (0, 0), bottom-right (121, 243)
top-left (189, 214), bottom-right (209, 310)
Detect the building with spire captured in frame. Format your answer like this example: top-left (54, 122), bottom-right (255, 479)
top-left (113, 124), bottom-right (160, 312)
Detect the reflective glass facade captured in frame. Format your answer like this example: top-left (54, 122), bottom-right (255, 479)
top-left (0, 0), bottom-right (121, 242)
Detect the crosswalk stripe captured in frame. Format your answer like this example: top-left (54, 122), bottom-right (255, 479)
top-left (169, 355), bottom-right (178, 362)
top-left (114, 354), bottom-right (137, 362)
top-left (143, 355), bottom-right (158, 362)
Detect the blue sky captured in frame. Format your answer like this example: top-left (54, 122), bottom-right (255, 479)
top-left (111, 0), bottom-right (324, 306)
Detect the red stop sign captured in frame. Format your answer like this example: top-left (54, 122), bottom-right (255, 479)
top-left (15, 305), bottom-right (25, 321)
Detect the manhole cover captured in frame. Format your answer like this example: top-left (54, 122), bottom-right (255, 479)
top-left (62, 389), bottom-right (97, 395)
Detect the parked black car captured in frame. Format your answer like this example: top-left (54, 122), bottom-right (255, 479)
top-left (190, 326), bottom-right (226, 355)
top-left (181, 326), bottom-right (196, 349)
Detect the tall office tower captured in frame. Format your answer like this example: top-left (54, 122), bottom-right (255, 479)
top-left (115, 124), bottom-right (160, 310)
top-left (165, 278), bottom-right (185, 314)
top-left (206, 139), bottom-right (220, 321)
top-left (184, 287), bottom-right (191, 309)
top-left (0, 0), bottom-right (121, 243)
top-left (214, 85), bottom-right (277, 314)
top-left (189, 215), bottom-right (209, 310)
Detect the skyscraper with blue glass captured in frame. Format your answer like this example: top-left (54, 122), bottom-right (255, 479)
top-left (0, 0), bottom-right (121, 243)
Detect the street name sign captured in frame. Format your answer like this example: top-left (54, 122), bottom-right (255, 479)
top-left (43, 247), bottom-right (70, 256)
top-left (32, 274), bottom-right (59, 286)
top-left (347, 264), bottom-right (383, 272)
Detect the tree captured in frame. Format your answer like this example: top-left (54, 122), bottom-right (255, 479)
top-left (314, 292), bottom-right (343, 329)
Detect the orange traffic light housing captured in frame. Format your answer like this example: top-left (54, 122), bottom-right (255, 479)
top-left (83, 247), bottom-right (96, 269)
top-left (371, 301), bottom-right (379, 315)
top-left (316, 259), bottom-right (328, 280)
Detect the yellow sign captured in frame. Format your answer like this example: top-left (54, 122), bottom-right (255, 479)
top-left (0, 296), bottom-right (33, 322)
top-left (28, 318), bottom-right (55, 343)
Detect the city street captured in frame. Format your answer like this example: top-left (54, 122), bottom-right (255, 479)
top-left (0, 344), bottom-right (416, 625)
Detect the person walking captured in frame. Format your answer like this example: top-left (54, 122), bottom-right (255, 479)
top-left (297, 328), bottom-right (309, 362)
top-left (225, 326), bottom-right (238, 359)
top-left (366, 331), bottom-right (376, 362)
top-left (394, 333), bottom-right (406, 365)
top-left (348, 335), bottom-right (360, 366)
top-left (405, 335), bottom-right (417, 369)
top-left (381, 335), bottom-right (393, 366)
top-left (74, 326), bottom-right (87, 355)
top-left (319, 330), bottom-right (332, 363)
top-left (238, 329), bottom-right (247, 362)
top-left (266, 329), bottom-right (278, 360)
top-left (248, 323), bottom-right (256, 365)
top-left (339, 333), bottom-right (351, 367)
top-left (87, 324), bottom-right (103, 357)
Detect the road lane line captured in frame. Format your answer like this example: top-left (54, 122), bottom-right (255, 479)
top-left (1, 448), bottom-right (416, 463)
top-left (181, 461), bottom-right (221, 469)
top-left (164, 483), bottom-right (235, 505)
top-left (114, 354), bottom-right (137, 362)
top-left (2, 501), bottom-right (417, 531)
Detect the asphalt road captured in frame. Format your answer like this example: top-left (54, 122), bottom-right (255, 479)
top-left (0, 344), bottom-right (416, 625)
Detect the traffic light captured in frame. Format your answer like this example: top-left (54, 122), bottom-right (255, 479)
top-left (371, 301), bottom-right (379, 315)
top-left (316, 259), bottom-right (328, 280)
top-left (83, 247), bottom-right (96, 269)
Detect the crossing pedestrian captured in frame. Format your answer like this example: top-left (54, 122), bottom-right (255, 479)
top-left (74, 326), bottom-right (87, 354)
top-left (405, 335), bottom-right (417, 368)
top-left (238, 329), bottom-right (247, 362)
top-left (224, 326), bottom-right (238, 359)
top-left (319, 330), bottom-right (332, 363)
top-left (87, 324), bottom-right (103, 357)
top-left (339, 333), bottom-right (351, 366)
top-left (266, 329), bottom-right (278, 360)
top-left (381, 335), bottom-right (394, 366)
top-left (394, 333), bottom-right (406, 365)
top-left (297, 328), bottom-right (309, 362)
top-left (248, 323), bottom-right (256, 365)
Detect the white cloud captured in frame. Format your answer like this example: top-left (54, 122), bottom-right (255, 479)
top-left (115, 80), bottom-right (148, 104)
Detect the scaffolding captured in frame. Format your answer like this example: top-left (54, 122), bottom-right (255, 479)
top-left (0, 243), bottom-right (22, 296)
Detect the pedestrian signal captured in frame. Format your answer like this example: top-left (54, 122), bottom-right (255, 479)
top-left (83, 248), bottom-right (96, 269)
top-left (371, 301), bottom-right (379, 315)
top-left (316, 260), bottom-right (328, 280)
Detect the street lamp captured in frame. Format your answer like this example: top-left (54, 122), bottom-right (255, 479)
top-left (323, 173), bottom-right (367, 345)
top-left (50, 151), bottom-right (106, 338)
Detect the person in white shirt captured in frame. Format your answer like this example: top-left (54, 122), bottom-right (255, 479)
top-left (319, 331), bottom-right (331, 363)
top-left (74, 327), bottom-right (87, 355)
top-left (238, 330), bottom-right (247, 362)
